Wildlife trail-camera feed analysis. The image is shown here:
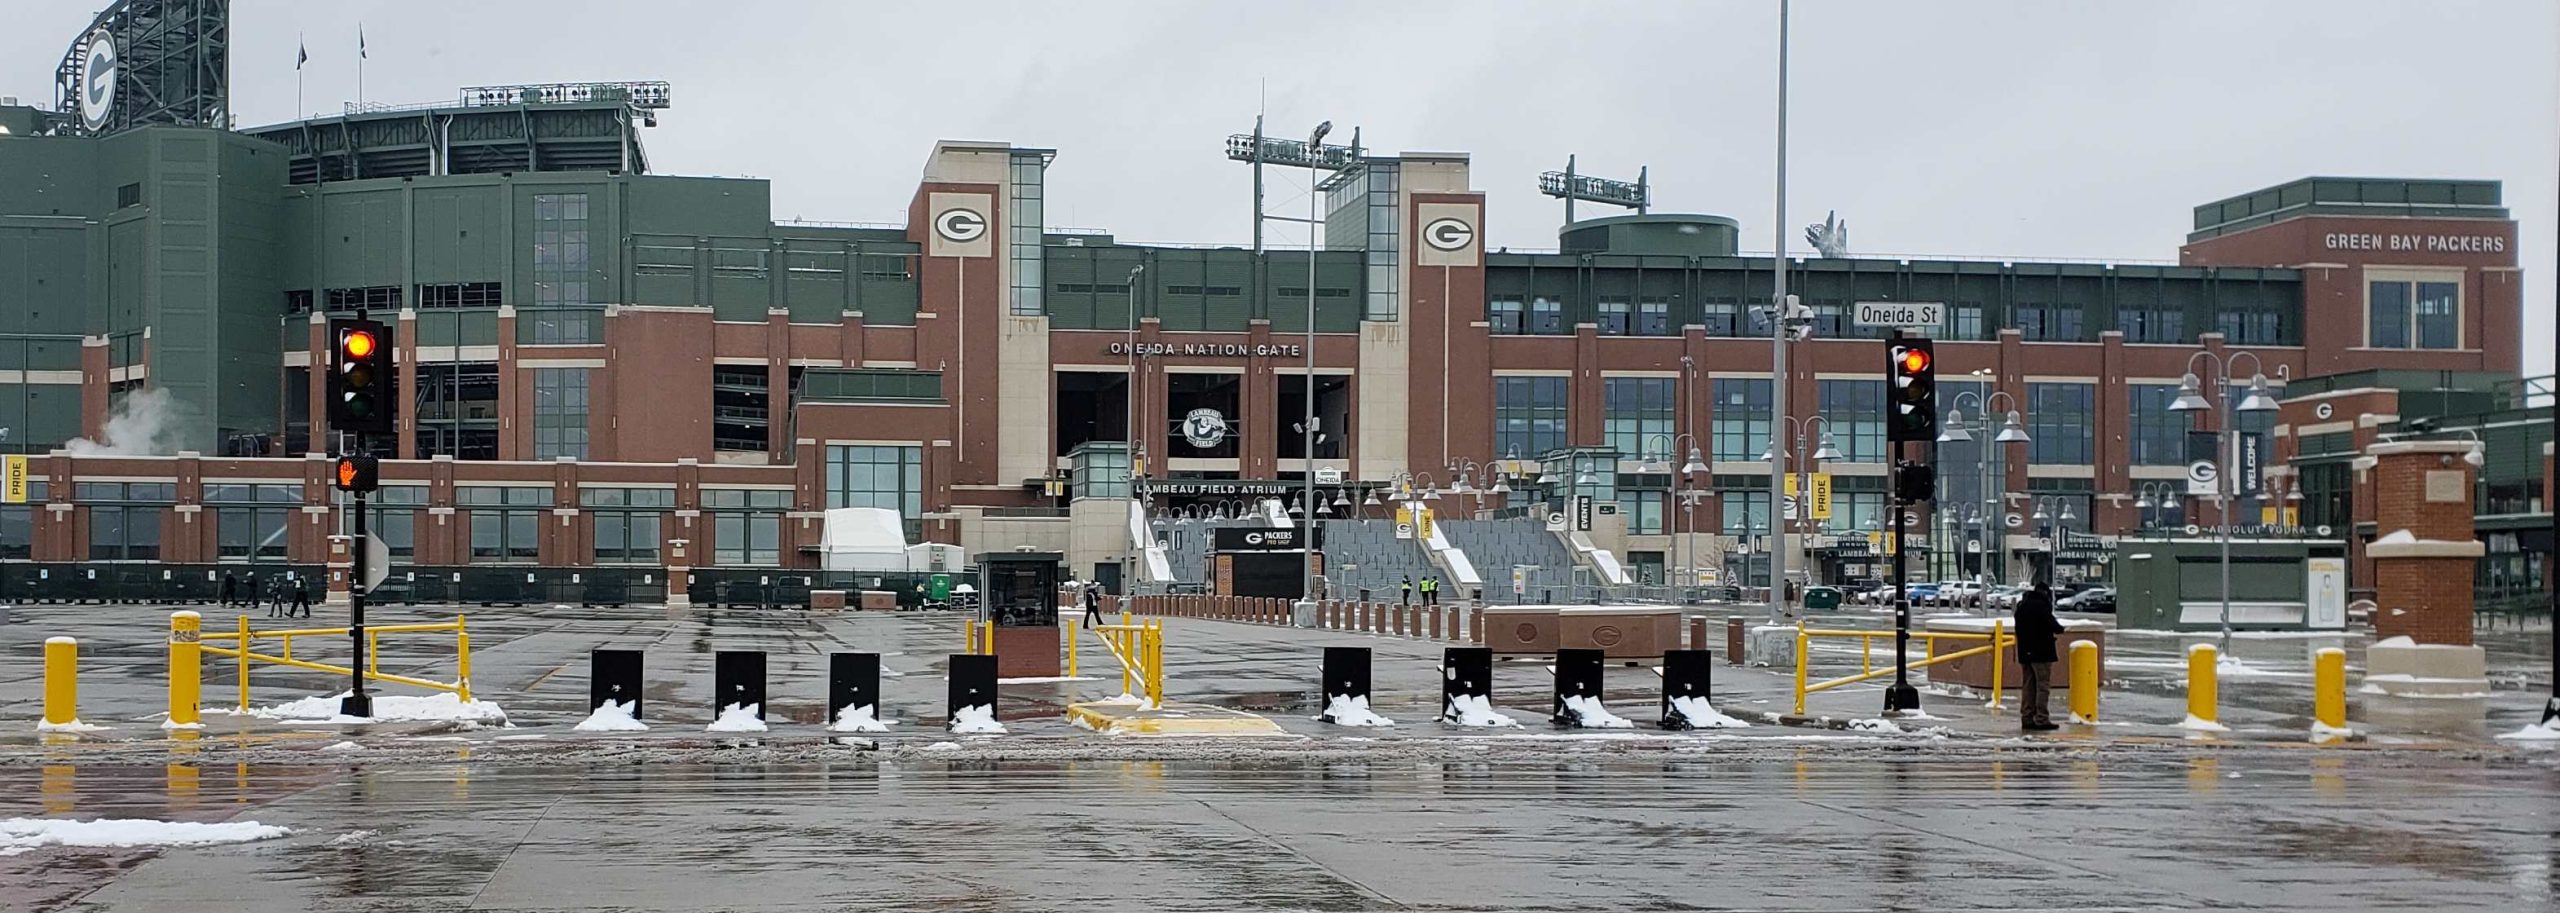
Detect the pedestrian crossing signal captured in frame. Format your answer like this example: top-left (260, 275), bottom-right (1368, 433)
top-left (333, 455), bottom-right (379, 493)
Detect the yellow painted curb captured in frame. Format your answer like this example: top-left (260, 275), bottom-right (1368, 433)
top-left (1065, 701), bottom-right (1285, 737)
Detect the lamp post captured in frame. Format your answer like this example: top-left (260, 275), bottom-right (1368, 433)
top-left (2168, 351), bottom-right (2286, 651)
top-left (1938, 387), bottom-right (2029, 584)
top-left (1641, 432), bottom-right (1710, 597)
top-left (1764, 0), bottom-right (1814, 622)
top-left (1295, 121), bottom-right (1334, 621)
top-left (2132, 480), bottom-right (2182, 533)
top-left (1762, 415), bottom-right (1842, 614)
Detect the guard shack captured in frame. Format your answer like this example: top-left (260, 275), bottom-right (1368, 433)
top-left (977, 551), bottom-right (1063, 678)
top-left (1212, 526), bottom-right (1320, 599)
top-left (2112, 534), bottom-right (2350, 631)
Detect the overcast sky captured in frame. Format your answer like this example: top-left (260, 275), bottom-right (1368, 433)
top-left (11, 1), bottom-right (2553, 374)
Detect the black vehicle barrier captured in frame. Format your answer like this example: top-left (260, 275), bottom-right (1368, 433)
top-left (714, 650), bottom-right (767, 721)
top-left (1318, 646), bottom-right (1373, 724)
top-left (591, 649), bottom-right (646, 718)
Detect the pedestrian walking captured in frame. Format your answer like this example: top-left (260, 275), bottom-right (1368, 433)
top-left (291, 575), bottom-right (313, 619)
top-left (219, 571), bottom-right (238, 608)
top-left (242, 571), bottom-right (260, 611)
top-left (1082, 582), bottom-right (1104, 628)
top-left (263, 573), bottom-right (282, 618)
top-left (2013, 566), bottom-right (2061, 732)
top-left (1399, 576), bottom-right (1413, 607)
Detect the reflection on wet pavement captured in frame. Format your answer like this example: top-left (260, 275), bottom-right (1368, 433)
top-left (4, 754), bottom-right (2553, 912)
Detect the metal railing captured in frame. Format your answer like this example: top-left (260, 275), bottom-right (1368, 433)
top-left (191, 612), bottom-right (473, 712)
top-left (1792, 621), bottom-right (2012, 716)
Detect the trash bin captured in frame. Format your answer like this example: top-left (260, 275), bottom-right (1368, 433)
top-left (1803, 586), bottom-right (1844, 611)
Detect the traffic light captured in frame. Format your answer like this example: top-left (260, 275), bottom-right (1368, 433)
top-left (1887, 335), bottom-right (1937, 443)
top-left (327, 318), bottom-right (395, 435)
top-left (332, 455), bottom-right (380, 493)
top-left (1894, 460), bottom-right (1935, 503)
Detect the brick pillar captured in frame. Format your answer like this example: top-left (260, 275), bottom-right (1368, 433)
top-left (2364, 441), bottom-right (2484, 646)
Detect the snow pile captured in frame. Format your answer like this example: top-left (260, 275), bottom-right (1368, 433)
top-left (828, 704), bottom-right (891, 734)
top-left (319, 740), bottom-right (363, 753)
top-left (2496, 721), bottom-right (2560, 741)
top-left (1845, 718), bottom-right (1905, 734)
top-left (36, 719), bottom-right (110, 734)
top-left (923, 741), bottom-right (963, 751)
top-left (2310, 721), bottom-right (2355, 740)
top-left (573, 700), bottom-right (649, 732)
top-left (1441, 694), bottom-right (1519, 728)
top-left (1317, 694), bottom-right (1394, 727)
top-left (1555, 694), bottom-right (1634, 730)
top-left (948, 703), bottom-right (1006, 734)
top-left (252, 692), bottom-right (509, 726)
top-left (2181, 714), bottom-right (2231, 732)
top-left (705, 703), bottom-right (767, 733)
top-left (1, 817), bottom-right (291, 856)
top-left (2372, 529), bottom-right (2417, 545)
top-left (1665, 695), bottom-right (1751, 729)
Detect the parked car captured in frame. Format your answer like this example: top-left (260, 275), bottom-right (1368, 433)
top-left (1902, 582), bottom-right (1942, 605)
top-left (1981, 585), bottom-right (2023, 610)
top-left (2059, 586), bottom-right (2117, 613)
top-left (1935, 580), bottom-right (1984, 608)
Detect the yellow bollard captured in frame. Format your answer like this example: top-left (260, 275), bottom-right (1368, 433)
top-left (2069, 640), bottom-right (2100, 723)
top-left (2185, 643), bottom-right (2219, 729)
top-left (2312, 646), bottom-right (2347, 736)
top-left (235, 615), bottom-right (250, 712)
top-left (1066, 625), bottom-right (1080, 678)
top-left (1986, 621), bottom-right (2005, 710)
top-left (1117, 629), bottom-right (1133, 697)
top-left (1792, 623), bottom-right (1809, 716)
top-left (42, 637), bottom-right (78, 728)
top-left (169, 611), bottom-right (203, 728)
top-left (455, 616), bottom-right (474, 702)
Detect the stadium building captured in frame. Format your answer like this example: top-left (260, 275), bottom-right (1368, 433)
top-left (0, 1), bottom-right (2542, 607)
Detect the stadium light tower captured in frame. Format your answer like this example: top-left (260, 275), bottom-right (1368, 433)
top-left (1300, 120), bottom-right (1329, 619)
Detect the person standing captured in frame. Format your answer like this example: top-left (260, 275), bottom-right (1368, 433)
top-left (1423, 575), bottom-right (1440, 606)
top-left (1399, 576), bottom-right (1413, 608)
top-left (2013, 569), bottom-right (2061, 732)
top-left (219, 571), bottom-right (238, 608)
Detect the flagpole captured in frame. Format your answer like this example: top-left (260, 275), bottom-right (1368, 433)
top-left (296, 32), bottom-right (306, 117)
top-left (358, 25), bottom-right (367, 106)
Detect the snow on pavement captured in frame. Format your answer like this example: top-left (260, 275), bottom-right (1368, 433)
top-left (2, 817), bottom-right (291, 856)
top-left (1317, 694), bottom-right (1394, 727)
top-left (1558, 694), bottom-right (1634, 729)
top-left (252, 692), bottom-right (510, 726)
top-left (828, 704), bottom-right (891, 733)
top-left (705, 703), bottom-right (768, 733)
top-left (573, 700), bottom-right (649, 732)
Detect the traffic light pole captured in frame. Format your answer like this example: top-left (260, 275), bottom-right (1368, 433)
top-left (1885, 439), bottom-right (1921, 714)
top-left (339, 443), bottom-right (373, 719)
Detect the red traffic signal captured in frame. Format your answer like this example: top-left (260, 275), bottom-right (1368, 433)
top-left (1897, 347), bottom-right (1931, 374)
top-left (327, 318), bottom-right (395, 436)
top-left (1886, 336), bottom-right (1938, 443)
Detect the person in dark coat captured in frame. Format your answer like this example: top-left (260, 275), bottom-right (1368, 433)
top-left (219, 571), bottom-right (239, 608)
top-left (2012, 571), bottom-right (2062, 731)
top-left (290, 575), bottom-right (313, 619)
top-left (1082, 582), bottom-right (1105, 628)
top-left (1400, 576), bottom-right (1413, 607)
top-left (241, 571), bottom-right (260, 611)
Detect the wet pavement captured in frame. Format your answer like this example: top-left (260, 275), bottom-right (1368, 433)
top-left (4, 602), bottom-right (2557, 910)
top-left (5, 753), bottom-right (2555, 911)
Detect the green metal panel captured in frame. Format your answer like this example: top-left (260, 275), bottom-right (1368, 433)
top-left (319, 185), bottom-right (403, 289)
top-left (708, 236), bottom-right (772, 322)
top-left (412, 185), bottom-right (507, 283)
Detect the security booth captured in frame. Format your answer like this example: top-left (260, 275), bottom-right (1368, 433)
top-left (1211, 525), bottom-right (1321, 599)
top-left (976, 551), bottom-right (1063, 678)
top-left (2112, 532), bottom-right (2350, 631)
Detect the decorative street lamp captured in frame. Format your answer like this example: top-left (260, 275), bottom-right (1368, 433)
top-left (2169, 351), bottom-right (2288, 651)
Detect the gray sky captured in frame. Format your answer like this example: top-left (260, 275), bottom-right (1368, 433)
top-left (12, 1), bottom-right (2553, 375)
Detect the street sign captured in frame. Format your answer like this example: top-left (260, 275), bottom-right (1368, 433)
top-left (1573, 495), bottom-right (1594, 532)
top-left (2238, 432), bottom-right (2265, 496)
top-left (1512, 566), bottom-right (1529, 597)
top-left (1856, 301), bottom-right (1943, 328)
top-left (360, 534), bottom-right (391, 593)
top-left (928, 574), bottom-right (953, 600)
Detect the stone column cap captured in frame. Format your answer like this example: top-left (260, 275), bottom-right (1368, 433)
top-left (2366, 440), bottom-right (2479, 457)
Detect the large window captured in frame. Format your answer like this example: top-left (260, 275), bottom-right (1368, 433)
top-left (1617, 489), bottom-right (1665, 534)
top-left (79, 482), bottom-right (172, 561)
top-left (1493, 377), bottom-right (1569, 457)
top-left (1710, 378), bottom-right (1772, 462)
top-left (826, 446), bottom-right (923, 538)
top-left (2368, 280), bottom-right (2460, 349)
top-left (2027, 382), bottom-right (2096, 465)
top-left (532, 193), bottom-right (589, 308)
top-left (1816, 380), bottom-right (1886, 463)
top-left (1720, 490), bottom-right (1769, 536)
top-left (461, 486), bottom-right (548, 563)
top-left (1009, 152), bottom-right (1046, 316)
top-left (2015, 305), bottom-right (2085, 342)
top-left (1488, 299), bottom-right (1524, 334)
top-left (585, 488), bottom-right (673, 564)
top-left (2128, 383), bottom-right (2187, 466)
top-left (707, 488), bottom-right (790, 566)
top-left (205, 483), bottom-right (298, 562)
top-left (1636, 299), bottom-right (1672, 336)
top-left (1528, 297), bottom-right (1567, 335)
top-left (1824, 490), bottom-right (1888, 535)
top-left (2216, 310), bottom-right (2283, 346)
top-left (2119, 308), bottom-right (2186, 344)
top-left (1602, 377), bottom-right (1675, 459)
top-left (1596, 301), bottom-right (1631, 336)
top-left (368, 485), bottom-right (427, 560)
top-left (532, 368), bottom-right (590, 460)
